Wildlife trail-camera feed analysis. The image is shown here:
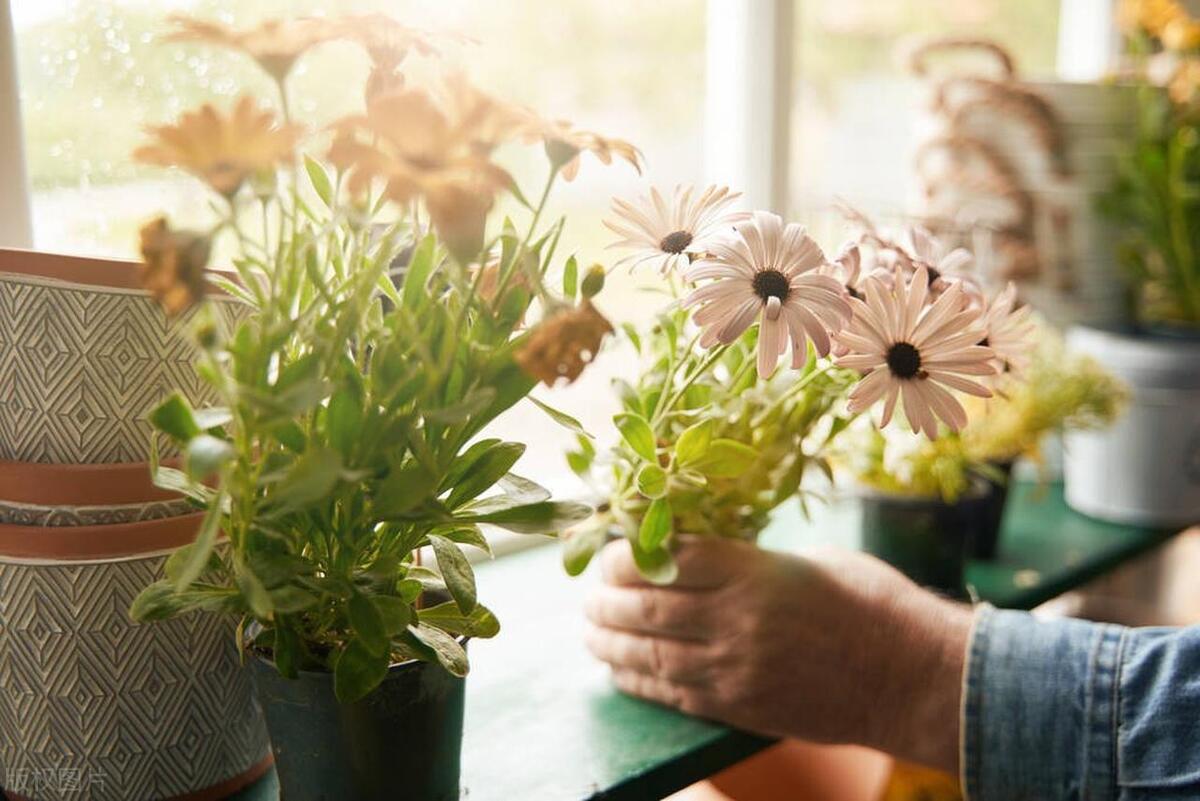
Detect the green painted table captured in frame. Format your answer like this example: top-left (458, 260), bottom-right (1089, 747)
top-left (229, 482), bottom-right (1176, 801)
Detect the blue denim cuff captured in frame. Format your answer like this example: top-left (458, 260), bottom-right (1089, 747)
top-left (962, 605), bottom-right (1126, 801)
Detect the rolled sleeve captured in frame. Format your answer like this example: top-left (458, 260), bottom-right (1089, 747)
top-left (963, 606), bottom-right (1200, 800)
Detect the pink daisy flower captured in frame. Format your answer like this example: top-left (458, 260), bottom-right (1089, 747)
top-left (837, 266), bottom-right (997, 438)
top-left (604, 185), bottom-right (749, 274)
top-left (682, 211), bottom-right (852, 378)
top-left (980, 282), bottom-right (1035, 375)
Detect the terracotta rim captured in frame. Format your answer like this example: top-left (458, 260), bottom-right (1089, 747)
top-left (0, 512), bottom-right (205, 560)
top-left (0, 460), bottom-right (182, 506)
top-left (2, 755), bottom-right (274, 801)
top-left (0, 247), bottom-right (144, 290)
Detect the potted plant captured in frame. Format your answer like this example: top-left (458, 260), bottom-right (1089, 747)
top-left (1065, 0), bottom-right (1200, 526)
top-left (563, 189), bottom-right (1034, 589)
top-left (125, 14), bottom-right (631, 801)
top-left (847, 324), bottom-right (1127, 572)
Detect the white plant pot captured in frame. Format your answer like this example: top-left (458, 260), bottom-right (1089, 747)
top-left (1064, 326), bottom-right (1200, 526)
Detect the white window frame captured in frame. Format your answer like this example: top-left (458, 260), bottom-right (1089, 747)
top-left (0, 0), bottom-right (33, 249)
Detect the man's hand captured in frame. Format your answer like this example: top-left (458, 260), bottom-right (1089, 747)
top-left (584, 537), bottom-right (973, 774)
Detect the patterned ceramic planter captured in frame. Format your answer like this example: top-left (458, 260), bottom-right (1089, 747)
top-left (0, 249), bottom-right (240, 464)
top-left (0, 516), bottom-right (272, 801)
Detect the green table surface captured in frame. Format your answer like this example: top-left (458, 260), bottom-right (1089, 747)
top-left (230, 481), bottom-right (1175, 801)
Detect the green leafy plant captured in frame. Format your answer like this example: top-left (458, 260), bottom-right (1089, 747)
top-left (127, 16), bottom-right (639, 702)
top-left (564, 306), bottom-right (859, 584)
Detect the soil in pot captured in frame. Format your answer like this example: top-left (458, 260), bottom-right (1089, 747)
top-left (248, 645), bottom-right (467, 801)
top-left (857, 484), bottom-right (992, 598)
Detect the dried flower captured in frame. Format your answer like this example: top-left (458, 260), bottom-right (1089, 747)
top-left (522, 116), bottom-right (642, 181)
top-left (516, 301), bottom-right (614, 386)
top-left (138, 217), bottom-right (212, 316)
top-left (166, 15), bottom-right (333, 84)
top-left (134, 96), bottom-right (302, 198)
top-left (980, 283), bottom-right (1035, 375)
top-left (604, 185), bottom-right (749, 274)
top-left (683, 211), bottom-right (853, 378)
top-left (838, 267), bottom-right (995, 438)
top-left (1118, 0), bottom-right (1190, 37)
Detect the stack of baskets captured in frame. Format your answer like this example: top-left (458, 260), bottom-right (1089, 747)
top-left (0, 249), bottom-right (270, 801)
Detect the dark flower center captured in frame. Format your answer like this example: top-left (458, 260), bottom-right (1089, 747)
top-left (886, 341), bottom-right (923, 380)
top-left (752, 269), bottom-right (791, 303)
top-left (659, 230), bottom-right (694, 254)
top-left (926, 267), bottom-right (941, 286)
top-left (978, 336), bottom-right (989, 347)
top-left (846, 284), bottom-right (862, 300)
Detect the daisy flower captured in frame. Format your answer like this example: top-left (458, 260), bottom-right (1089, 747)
top-left (604, 185), bottom-right (749, 274)
top-left (682, 211), bottom-right (853, 378)
top-left (900, 226), bottom-right (983, 303)
top-left (837, 266), bottom-right (996, 438)
top-left (980, 283), bottom-right (1035, 375)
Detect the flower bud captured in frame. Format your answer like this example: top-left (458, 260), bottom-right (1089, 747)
top-left (581, 264), bottom-right (605, 298)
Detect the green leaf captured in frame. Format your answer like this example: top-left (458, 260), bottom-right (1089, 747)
top-left (274, 624), bottom-right (301, 679)
top-left (408, 624), bottom-right (468, 677)
top-left (638, 497), bottom-right (673, 550)
top-left (305, 154), bottom-right (334, 207)
top-left (446, 442), bottom-right (524, 509)
top-left (150, 393), bottom-right (200, 443)
top-left (270, 447), bottom-right (342, 513)
top-left (164, 543), bottom-right (222, 584)
top-left (327, 386), bottom-right (363, 458)
top-left (458, 500), bottom-right (592, 535)
top-left (636, 464), bottom-right (668, 499)
top-left (171, 491), bottom-right (225, 592)
top-left (497, 473), bottom-right (551, 505)
top-left (235, 559), bottom-right (273, 619)
top-left (424, 387), bottom-right (497, 425)
top-left (674, 419), bottom-right (714, 467)
top-left (269, 586), bottom-right (320, 614)
top-left (694, 439), bottom-right (759, 477)
top-left (566, 451), bottom-right (592, 476)
top-left (621, 322), bottom-right (642, 354)
top-left (348, 592), bottom-right (389, 655)
top-left (129, 581), bottom-right (182, 622)
top-left (419, 601), bottom-right (500, 638)
top-left (375, 462), bottom-right (439, 518)
top-left (402, 234), bottom-right (437, 311)
top-left (614, 412), bottom-right (657, 462)
top-left (631, 539), bottom-right (678, 585)
top-left (562, 254), bottom-right (578, 299)
top-left (184, 435), bottom-right (234, 481)
top-left (439, 524), bottom-right (492, 556)
top-left (562, 522), bottom-right (608, 577)
top-left (153, 465), bottom-right (215, 505)
top-left (373, 595), bottom-right (413, 635)
top-left (527, 396), bottom-right (592, 437)
top-left (335, 639), bottom-right (389, 703)
top-left (428, 534), bottom-right (476, 613)
top-left (193, 407), bottom-right (233, 431)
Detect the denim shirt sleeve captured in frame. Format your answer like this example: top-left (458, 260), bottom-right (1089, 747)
top-left (962, 605), bottom-right (1200, 801)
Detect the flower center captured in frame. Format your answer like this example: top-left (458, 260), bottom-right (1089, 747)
top-left (752, 269), bottom-right (791, 303)
top-left (659, 230), bottom-right (694, 254)
top-left (926, 267), bottom-right (941, 286)
top-left (886, 341), bottom-right (923, 380)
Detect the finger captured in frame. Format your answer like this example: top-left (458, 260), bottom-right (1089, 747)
top-left (610, 668), bottom-right (713, 718)
top-left (585, 625), bottom-right (716, 683)
top-left (584, 584), bottom-right (713, 640)
top-left (599, 536), bottom-right (747, 589)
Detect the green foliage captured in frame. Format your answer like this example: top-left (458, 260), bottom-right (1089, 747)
top-left (1102, 75), bottom-right (1200, 325)
top-left (564, 306), bottom-right (860, 581)
top-left (130, 94), bottom-right (596, 704)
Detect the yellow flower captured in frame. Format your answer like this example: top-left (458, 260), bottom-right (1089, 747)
top-left (1169, 57), bottom-right (1200, 104)
top-left (328, 77), bottom-right (523, 261)
top-left (134, 96), bottom-right (303, 197)
top-left (138, 217), bottom-right (212, 316)
top-left (515, 301), bottom-right (614, 386)
top-left (165, 15), bottom-right (333, 84)
top-left (1163, 17), bottom-right (1200, 50)
top-left (521, 115), bottom-right (643, 181)
top-left (1118, 0), bottom-right (1190, 37)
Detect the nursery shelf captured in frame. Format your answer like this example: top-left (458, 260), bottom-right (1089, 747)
top-left (223, 480), bottom-right (1175, 801)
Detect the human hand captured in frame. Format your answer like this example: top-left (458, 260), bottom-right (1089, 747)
top-left (583, 537), bottom-right (973, 773)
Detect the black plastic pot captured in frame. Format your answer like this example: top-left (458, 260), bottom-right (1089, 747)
top-left (857, 484), bottom-right (991, 598)
top-left (248, 646), bottom-right (467, 801)
top-left (969, 461), bottom-right (1015, 560)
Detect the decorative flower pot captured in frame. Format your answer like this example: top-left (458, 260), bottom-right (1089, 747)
top-left (0, 249), bottom-right (239, 464)
top-left (1064, 325), bottom-right (1200, 526)
top-left (856, 484), bottom-right (991, 597)
top-left (0, 516), bottom-right (272, 801)
top-left (248, 645), bottom-right (467, 801)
